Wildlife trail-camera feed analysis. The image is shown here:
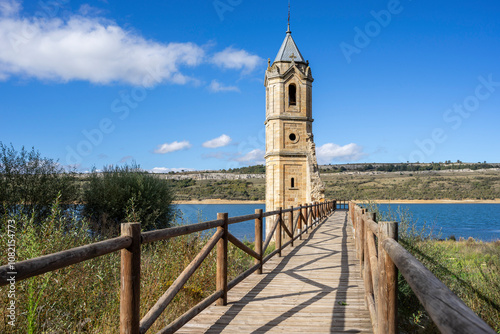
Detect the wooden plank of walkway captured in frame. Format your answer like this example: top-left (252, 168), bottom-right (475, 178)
top-left (178, 210), bottom-right (373, 334)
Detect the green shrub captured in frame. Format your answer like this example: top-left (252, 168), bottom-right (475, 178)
top-left (0, 142), bottom-right (77, 219)
top-left (82, 163), bottom-right (175, 233)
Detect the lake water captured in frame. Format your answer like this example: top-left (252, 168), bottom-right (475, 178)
top-left (173, 204), bottom-right (267, 241)
top-left (174, 203), bottom-right (500, 242)
top-left (375, 203), bottom-right (500, 242)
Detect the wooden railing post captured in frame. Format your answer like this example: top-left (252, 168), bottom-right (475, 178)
top-left (254, 209), bottom-right (263, 274)
top-left (377, 221), bottom-right (398, 334)
top-left (363, 211), bottom-right (370, 284)
top-left (365, 212), bottom-right (378, 334)
top-left (316, 202), bottom-right (319, 222)
top-left (120, 222), bottom-right (141, 334)
top-left (315, 202), bottom-right (318, 224)
top-left (318, 202), bottom-right (320, 221)
top-left (305, 203), bottom-right (310, 234)
top-left (350, 202), bottom-right (354, 228)
top-left (277, 208), bottom-right (282, 257)
top-left (289, 206), bottom-right (294, 246)
top-left (298, 204), bottom-right (303, 240)
top-left (360, 209), bottom-right (366, 272)
top-left (355, 208), bottom-right (361, 259)
top-left (313, 202), bottom-right (316, 224)
top-left (367, 212), bottom-right (378, 303)
top-left (216, 213), bottom-right (228, 306)
top-left (316, 202), bottom-right (321, 224)
top-left (385, 222), bottom-right (398, 334)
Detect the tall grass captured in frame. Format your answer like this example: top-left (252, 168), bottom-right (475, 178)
top-left (0, 198), bottom-right (265, 333)
top-left (362, 202), bottom-right (500, 333)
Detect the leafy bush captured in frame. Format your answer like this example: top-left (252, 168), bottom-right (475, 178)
top-left (0, 142), bottom-right (77, 219)
top-left (82, 163), bottom-right (175, 233)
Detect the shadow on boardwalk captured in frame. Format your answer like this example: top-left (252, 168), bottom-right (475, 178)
top-left (178, 211), bottom-right (372, 334)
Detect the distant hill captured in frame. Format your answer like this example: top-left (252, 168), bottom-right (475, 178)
top-left (159, 162), bottom-right (500, 176)
top-left (159, 163), bottom-right (500, 202)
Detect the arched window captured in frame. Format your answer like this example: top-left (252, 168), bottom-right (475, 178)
top-left (291, 177), bottom-right (295, 188)
top-left (289, 84), bottom-right (296, 106)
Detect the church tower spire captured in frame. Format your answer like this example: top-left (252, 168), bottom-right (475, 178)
top-left (264, 12), bottom-right (325, 238)
top-left (287, 0), bottom-right (291, 33)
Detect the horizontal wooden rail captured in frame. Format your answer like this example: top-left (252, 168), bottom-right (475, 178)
top-left (0, 236), bottom-right (132, 286)
top-left (383, 238), bottom-right (495, 334)
top-left (141, 219), bottom-right (223, 244)
top-left (262, 209), bottom-right (280, 218)
top-left (227, 213), bottom-right (260, 225)
top-left (261, 205), bottom-right (302, 218)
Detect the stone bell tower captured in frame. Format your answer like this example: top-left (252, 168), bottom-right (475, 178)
top-left (265, 22), bottom-right (324, 233)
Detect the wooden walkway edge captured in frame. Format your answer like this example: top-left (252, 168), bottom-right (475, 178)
top-left (177, 210), bottom-right (373, 333)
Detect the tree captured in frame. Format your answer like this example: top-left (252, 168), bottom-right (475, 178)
top-left (0, 142), bottom-right (77, 219)
top-left (82, 163), bottom-right (175, 234)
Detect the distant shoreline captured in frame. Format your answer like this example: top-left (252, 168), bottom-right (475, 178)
top-left (173, 199), bottom-right (265, 205)
top-left (173, 199), bottom-right (500, 205)
top-left (360, 199), bottom-right (500, 204)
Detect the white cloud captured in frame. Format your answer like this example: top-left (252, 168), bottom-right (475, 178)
top-left (0, 0), bottom-right (20, 17)
top-left (78, 4), bottom-right (104, 16)
top-left (202, 152), bottom-right (234, 160)
top-left (208, 80), bottom-right (239, 93)
top-left (119, 155), bottom-right (134, 163)
top-left (0, 3), bottom-right (204, 86)
top-left (150, 167), bottom-right (195, 173)
top-left (211, 47), bottom-right (263, 74)
top-left (203, 134), bottom-right (232, 148)
top-left (235, 149), bottom-right (265, 164)
top-left (154, 141), bottom-right (191, 154)
top-left (316, 143), bottom-right (366, 163)
top-left (0, 2), bottom-right (265, 86)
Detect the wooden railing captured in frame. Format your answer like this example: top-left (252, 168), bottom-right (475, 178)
top-left (349, 201), bottom-right (496, 334)
top-left (0, 200), bottom-right (337, 334)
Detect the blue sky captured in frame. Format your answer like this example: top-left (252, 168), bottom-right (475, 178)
top-left (0, 0), bottom-right (499, 172)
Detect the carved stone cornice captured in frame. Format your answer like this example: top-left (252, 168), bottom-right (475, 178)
top-left (265, 115), bottom-right (314, 125)
top-left (264, 151), bottom-right (308, 159)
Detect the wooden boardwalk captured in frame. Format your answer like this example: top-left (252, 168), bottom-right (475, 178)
top-left (178, 210), bottom-right (373, 334)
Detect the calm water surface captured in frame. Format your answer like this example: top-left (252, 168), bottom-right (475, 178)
top-left (175, 203), bottom-right (500, 242)
top-left (375, 203), bottom-right (500, 242)
top-left (174, 204), bottom-right (266, 241)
